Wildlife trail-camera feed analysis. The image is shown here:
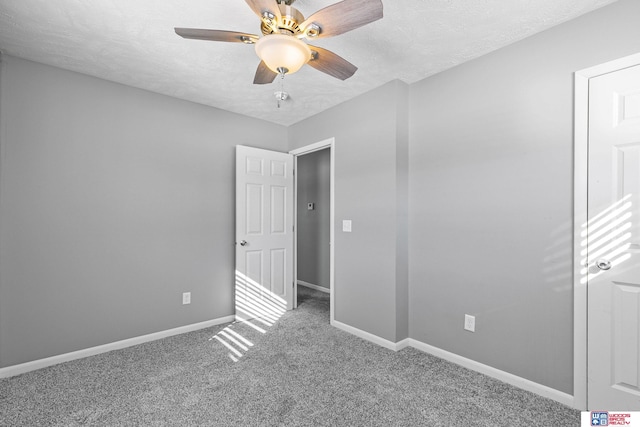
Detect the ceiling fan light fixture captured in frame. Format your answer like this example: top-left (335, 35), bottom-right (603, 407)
top-left (255, 34), bottom-right (311, 75)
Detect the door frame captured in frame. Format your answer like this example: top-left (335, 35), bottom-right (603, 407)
top-left (573, 52), bottom-right (640, 410)
top-left (290, 138), bottom-right (335, 324)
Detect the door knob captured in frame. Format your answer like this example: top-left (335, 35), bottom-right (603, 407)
top-left (596, 259), bottom-right (612, 271)
top-left (239, 240), bottom-right (248, 246)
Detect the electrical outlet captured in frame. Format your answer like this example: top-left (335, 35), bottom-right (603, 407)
top-left (464, 314), bottom-right (475, 332)
top-left (182, 292), bottom-right (191, 305)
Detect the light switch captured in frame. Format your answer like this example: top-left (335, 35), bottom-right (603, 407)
top-left (342, 220), bottom-right (352, 232)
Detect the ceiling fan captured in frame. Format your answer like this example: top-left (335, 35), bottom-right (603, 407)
top-left (175, 0), bottom-right (383, 84)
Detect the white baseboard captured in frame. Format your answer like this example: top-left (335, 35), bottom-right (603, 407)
top-left (406, 338), bottom-right (574, 408)
top-left (297, 280), bottom-right (330, 294)
top-left (0, 315), bottom-right (235, 379)
top-left (328, 322), bottom-right (574, 408)
top-left (396, 338), bottom-right (413, 351)
top-left (1, 311), bottom-right (575, 408)
top-left (331, 319), bottom-right (402, 351)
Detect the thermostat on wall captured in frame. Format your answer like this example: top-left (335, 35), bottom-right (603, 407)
top-left (307, 203), bottom-right (314, 210)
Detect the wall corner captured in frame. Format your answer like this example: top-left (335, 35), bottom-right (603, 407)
top-left (395, 80), bottom-right (410, 341)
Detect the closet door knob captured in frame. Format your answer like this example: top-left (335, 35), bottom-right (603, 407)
top-left (239, 240), bottom-right (248, 246)
top-left (596, 259), bottom-right (612, 270)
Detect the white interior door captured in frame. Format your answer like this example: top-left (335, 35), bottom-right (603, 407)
top-left (235, 146), bottom-right (294, 321)
top-left (587, 64), bottom-right (640, 410)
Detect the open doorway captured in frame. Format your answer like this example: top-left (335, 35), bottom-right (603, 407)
top-left (296, 148), bottom-right (330, 293)
top-left (291, 138), bottom-right (335, 323)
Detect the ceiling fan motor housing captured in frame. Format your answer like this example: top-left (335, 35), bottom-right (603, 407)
top-left (261, 5), bottom-right (305, 36)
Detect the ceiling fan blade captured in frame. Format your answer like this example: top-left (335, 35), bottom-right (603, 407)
top-left (300, 0), bottom-right (383, 39)
top-left (175, 28), bottom-right (258, 44)
top-left (245, 0), bottom-right (282, 21)
top-left (254, 61), bottom-right (278, 84)
top-left (307, 45), bottom-right (357, 80)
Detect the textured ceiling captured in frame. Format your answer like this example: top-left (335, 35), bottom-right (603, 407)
top-left (0, 0), bottom-right (617, 126)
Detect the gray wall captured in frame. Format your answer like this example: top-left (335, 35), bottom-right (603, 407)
top-left (408, 0), bottom-right (640, 394)
top-left (288, 80), bottom-right (409, 342)
top-left (0, 56), bottom-right (287, 368)
top-left (2, 0), bottom-right (639, 398)
top-left (296, 148), bottom-right (330, 289)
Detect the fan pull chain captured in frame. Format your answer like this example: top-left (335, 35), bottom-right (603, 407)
top-left (275, 68), bottom-right (287, 109)
top-left (278, 72), bottom-right (285, 108)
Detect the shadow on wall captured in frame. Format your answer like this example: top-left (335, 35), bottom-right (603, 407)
top-left (476, 192), bottom-right (633, 323)
top-left (209, 271), bottom-right (286, 362)
top-left (579, 194), bottom-right (634, 283)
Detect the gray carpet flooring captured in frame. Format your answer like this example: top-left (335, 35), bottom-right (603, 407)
top-left (0, 286), bottom-right (580, 426)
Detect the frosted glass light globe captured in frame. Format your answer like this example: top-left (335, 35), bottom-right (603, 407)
top-left (255, 34), bottom-right (311, 74)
